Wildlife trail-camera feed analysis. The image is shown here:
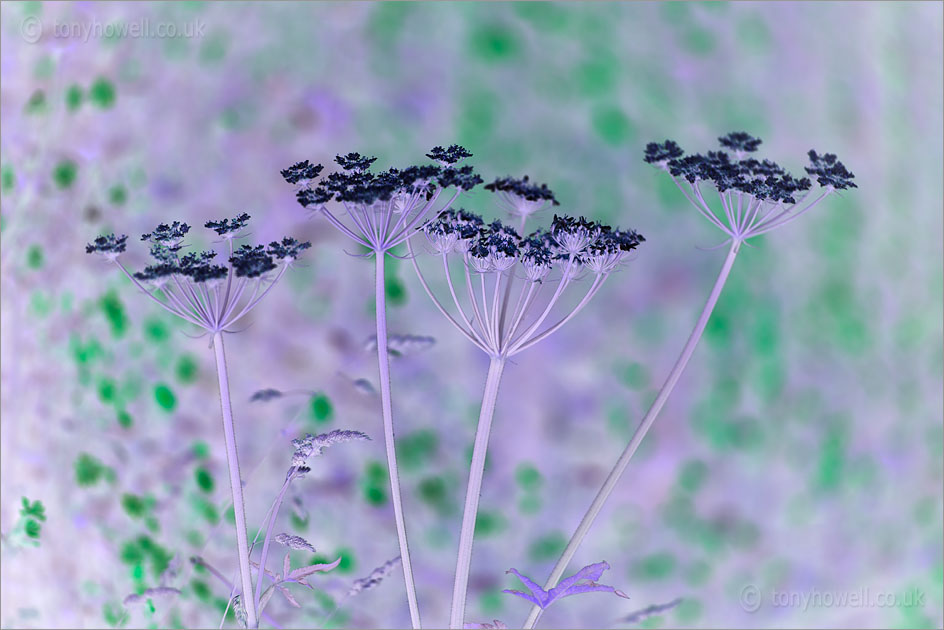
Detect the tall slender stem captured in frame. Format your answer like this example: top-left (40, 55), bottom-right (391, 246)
top-left (523, 241), bottom-right (742, 629)
top-left (211, 332), bottom-right (259, 629)
top-left (375, 252), bottom-right (422, 629)
top-left (450, 357), bottom-right (506, 629)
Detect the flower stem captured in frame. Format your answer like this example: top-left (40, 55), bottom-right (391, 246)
top-left (450, 356), bottom-right (506, 629)
top-left (375, 252), bottom-right (422, 629)
top-left (211, 332), bottom-right (259, 629)
top-left (253, 477), bottom-right (291, 615)
top-left (523, 241), bottom-right (741, 629)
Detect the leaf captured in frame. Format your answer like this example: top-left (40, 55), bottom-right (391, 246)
top-left (283, 553), bottom-right (291, 580)
top-left (276, 583), bottom-right (301, 608)
top-left (250, 388), bottom-right (283, 402)
top-left (288, 556), bottom-right (342, 581)
top-left (292, 430), bottom-right (371, 466)
top-left (502, 561), bottom-right (628, 611)
top-left (364, 334), bottom-right (436, 357)
top-left (464, 621), bottom-right (508, 629)
top-left (258, 585), bottom-right (277, 615)
top-left (348, 556), bottom-right (401, 596)
top-left (618, 598), bottom-right (683, 624)
top-left (123, 587), bottom-right (181, 605)
top-left (275, 533), bottom-right (317, 552)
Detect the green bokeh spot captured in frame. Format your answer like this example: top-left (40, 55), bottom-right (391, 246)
top-left (26, 244), bottom-right (43, 269)
top-left (678, 459), bottom-right (708, 493)
top-left (528, 531), bottom-right (567, 562)
top-left (121, 493), bottom-right (147, 519)
top-left (309, 393), bottom-right (334, 423)
top-left (515, 462), bottom-right (543, 490)
top-left (618, 361), bottom-right (650, 390)
top-left (117, 410), bottom-right (133, 429)
top-left (591, 105), bottom-right (635, 145)
top-left (676, 598), bottom-right (702, 622)
top-left (66, 84), bottom-right (84, 111)
top-left (75, 453), bottom-right (106, 487)
top-left (816, 426), bottom-right (845, 491)
top-left (575, 54), bottom-right (618, 96)
top-left (363, 460), bottom-right (388, 506)
top-left (418, 476), bottom-right (451, 515)
top-left (195, 467), bottom-right (214, 493)
top-left (175, 355), bottom-right (199, 384)
top-left (53, 160), bottom-right (78, 189)
top-left (144, 318), bottom-right (169, 343)
top-left (90, 77), bottom-right (116, 109)
top-left (109, 184), bottom-right (127, 206)
top-left (397, 429), bottom-right (438, 471)
top-left (98, 378), bottom-right (117, 404)
top-left (634, 552), bottom-right (677, 580)
top-left (1, 165), bottom-right (15, 193)
top-left (683, 28), bottom-right (716, 55)
top-left (474, 510), bottom-right (506, 537)
top-left (737, 15), bottom-right (771, 52)
top-left (154, 384), bottom-right (176, 412)
top-left (470, 23), bottom-right (519, 62)
top-left (25, 90), bottom-right (47, 115)
top-left (192, 441), bottom-right (210, 459)
top-left (385, 276), bottom-right (407, 306)
top-left (100, 291), bottom-right (128, 337)
top-left (518, 494), bottom-right (541, 514)
top-left (199, 33), bottom-right (228, 63)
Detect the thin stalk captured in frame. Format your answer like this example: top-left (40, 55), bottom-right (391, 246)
top-left (375, 252), bottom-right (422, 629)
top-left (450, 357), bottom-right (506, 629)
top-left (211, 332), bottom-right (259, 629)
top-left (253, 478), bottom-right (291, 616)
top-left (523, 240), bottom-right (742, 629)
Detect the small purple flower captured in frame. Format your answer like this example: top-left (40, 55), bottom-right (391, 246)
top-left (502, 561), bottom-right (629, 610)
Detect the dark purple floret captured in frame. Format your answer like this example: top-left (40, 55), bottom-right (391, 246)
top-left (719, 131), bottom-right (762, 152)
top-left (141, 221), bottom-right (190, 243)
top-left (205, 213), bottom-right (251, 237)
top-left (134, 262), bottom-right (179, 281)
top-left (484, 175), bottom-right (559, 205)
top-left (229, 244), bottom-right (277, 278)
top-left (85, 233), bottom-right (128, 255)
top-left (335, 152), bottom-right (378, 172)
top-left (297, 187), bottom-right (333, 207)
top-left (267, 237), bottom-right (312, 260)
top-left (280, 160), bottom-right (324, 184)
top-left (149, 243), bottom-right (182, 262)
top-left (426, 145), bottom-right (473, 164)
top-left (438, 165), bottom-right (484, 191)
top-left (805, 150), bottom-right (857, 189)
top-left (643, 140), bottom-right (685, 164)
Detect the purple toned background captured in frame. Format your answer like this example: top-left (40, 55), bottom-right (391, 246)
top-left (1, 2), bottom-right (942, 628)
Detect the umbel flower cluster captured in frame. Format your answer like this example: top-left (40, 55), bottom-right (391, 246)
top-left (414, 200), bottom-right (643, 359)
top-left (86, 215), bottom-right (310, 334)
top-left (644, 132), bottom-right (855, 243)
top-left (281, 145), bottom-right (483, 252)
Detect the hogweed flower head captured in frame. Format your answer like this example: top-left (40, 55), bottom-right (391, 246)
top-left (411, 191), bottom-right (643, 358)
top-left (644, 131), bottom-right (855, 245)
top-left (484, 175), bottom-right (560, 226)
top-left (86, 214), bottom-right (309, 335)
top-left (282, 146), bottom-right (482, 253)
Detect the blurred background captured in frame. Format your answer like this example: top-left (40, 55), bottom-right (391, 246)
top-left (1, 2), bottom-right (941, 628)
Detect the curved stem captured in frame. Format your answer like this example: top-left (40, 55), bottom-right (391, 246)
top-left (375, 252), bottom-right (422, 629)
top-left (450, 357), bottom-right (506, 629)
top-left (406, 240), bottom-right (487, 352)
top-left (522, 241), bottom-right (741, 629)
top-left (253, 478), bottom-right (291, 616)
top-left (211, 332), bottom-right (259, 629)
top-left (509, 274), bottom-right (605, 356)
